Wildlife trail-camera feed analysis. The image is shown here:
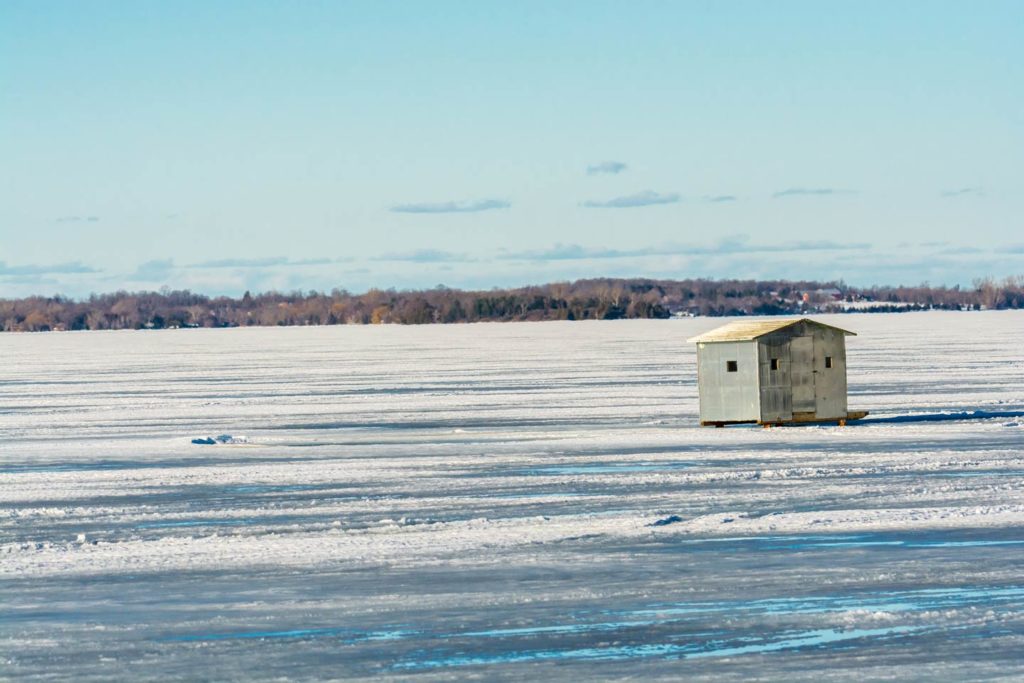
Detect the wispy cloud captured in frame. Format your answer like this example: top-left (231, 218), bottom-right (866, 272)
top-left (374, 249), bottom-right (474, 263)
top-left (55, 215), bottom-right (100, 223)
top-left (190, 257), bottom-right (333, 269)
top-left (586, 161), bottom-right (628, 175)
top-left (772, 187), bottom-right (852, 199)
top-left (941, 187), bottom-right (984, 198)
top-left (127, 259), bottom-right (176, 281)
top-left (498, 244), bottom-right (643, 261)
top-left (499, 235), bottom-right (871, 262)
top-left (581, 190), bottom-right (680, 209)
top-left (704, 195), bottom-right (737, 203)
top-left (0, 260), bottom-right (99, 276)
top-left (684, 236), bottom-right (870, 255)
top-left (390, 199), bottom-right (511, 214)
top-left (937, 245), bottom-right (985, 255)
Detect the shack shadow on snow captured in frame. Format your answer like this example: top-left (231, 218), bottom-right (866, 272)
top-left (712, 410), bottom-right (1024, 428)
top-left (861, 410), bottom-right (1024, 425)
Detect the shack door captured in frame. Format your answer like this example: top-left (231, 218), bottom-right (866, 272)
top-left (790, 336), bottom-right (816, 414)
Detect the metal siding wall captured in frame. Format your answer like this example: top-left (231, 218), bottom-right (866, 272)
top-left (813, 328), bottom-right (848, 418)
top-left (697, 341), bottom-right (761, 422)
top-left (789, 336), bottom-right (816, 413)
top-left (758, 338), bottom-right (793, 422)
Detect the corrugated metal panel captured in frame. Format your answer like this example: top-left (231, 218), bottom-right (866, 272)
top-left (757, 338), bottom-right (792, 422)
top-left (790, 337), bottom-right (816, 413)
top-left (687, 318), bottom-right (856, 343)
top-left (812, 327), bottom-right (849, 419)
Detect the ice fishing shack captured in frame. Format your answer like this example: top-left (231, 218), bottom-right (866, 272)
top-left (688, 318), bottom-right (867, 427)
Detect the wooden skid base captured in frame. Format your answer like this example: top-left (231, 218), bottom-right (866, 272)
top-left (701, 410), bottom-right (869, 428)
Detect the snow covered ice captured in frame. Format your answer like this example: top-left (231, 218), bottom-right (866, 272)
top-left (2, 311), bottom-right (1024, 680)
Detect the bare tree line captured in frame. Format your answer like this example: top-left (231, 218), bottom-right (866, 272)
top-left (2, 276), bottom-right (1023, 332)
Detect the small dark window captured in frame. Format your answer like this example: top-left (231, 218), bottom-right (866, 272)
top-left (770, 358), bottom-right (779, 371)
top-left (726, 360), bottom-right (738, 372)
top-left (825, 356), bottom-right (833, 369)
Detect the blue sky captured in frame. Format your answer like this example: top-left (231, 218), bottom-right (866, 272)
top-left (1, 1), bottom-right (1022, 297)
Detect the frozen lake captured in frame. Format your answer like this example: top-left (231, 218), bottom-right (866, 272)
top-left (3, 312), bottom-right (1024, 680)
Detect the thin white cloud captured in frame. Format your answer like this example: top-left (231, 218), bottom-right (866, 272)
top-left (127, 259), bottom-right (176, 281)
top-left (390, 199), bottom-right (511, 214)
top-left (499, 236), bottom-right (871, 261)
top-left (772, 187), bottom-right (853, 198)
top-left (586, 161), bottom-right (628, 175)
top-left (374, 249), bottom-right (475, 263)
top-left (55, 216), bottom-right (100, 223)
top-left (940, 187), bottom-right (984, 198)
top-left (0, 260), bottom-right (100, 276)
top-left (581, 191), bottom-right (680, 208)
top-left (190, 257), bottom-right (333, 269)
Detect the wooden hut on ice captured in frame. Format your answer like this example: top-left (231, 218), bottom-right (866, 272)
top-left (688, 318), bottom-right (867, 427)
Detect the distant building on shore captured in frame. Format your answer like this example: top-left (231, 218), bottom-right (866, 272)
top-left (688, 318), bottom-right (867, 427)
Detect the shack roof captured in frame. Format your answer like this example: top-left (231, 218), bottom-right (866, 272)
top-left (687, 318), bottom-right (856, 344)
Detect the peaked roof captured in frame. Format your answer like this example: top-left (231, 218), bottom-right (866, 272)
top-left (687, 318), bottom-right (856, 343)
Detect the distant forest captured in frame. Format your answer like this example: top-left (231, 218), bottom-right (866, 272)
top-left (2, 277), bottom-right (1023, 331)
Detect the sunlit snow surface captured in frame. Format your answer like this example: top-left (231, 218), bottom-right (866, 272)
top-left (3, 312), bottom-right (1024, 681)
